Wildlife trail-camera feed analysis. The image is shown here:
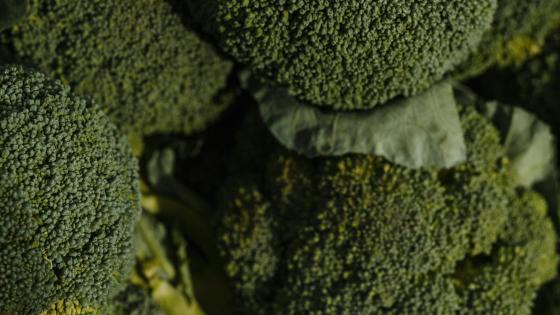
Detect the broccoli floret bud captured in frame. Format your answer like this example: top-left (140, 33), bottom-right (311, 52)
top-left (189, 0), bottom-right (495, 110)
top-left (216, 103), bottom-right (558, 314)
top-left (459, 0), bottom-right (560, 77)
top-left (0, 65), bottom-right (141, 314)
top-left (4, 0), bottom-right (233, 136)
top-left (217, 185), bottom-right (278, 312)
top-left (455, 191), bottom-right (558, 314)
top-left (38, 300), bottom-right (97, 315)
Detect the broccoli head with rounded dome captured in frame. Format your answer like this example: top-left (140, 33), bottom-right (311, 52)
top-left (215, 103), bottom-right (558, 314)
top-left (4, 0), bottom-right (233, 136)
top-left (0, 65), bottom-right (141, 314)
top-left (189, 0), bottom-right (496, 110)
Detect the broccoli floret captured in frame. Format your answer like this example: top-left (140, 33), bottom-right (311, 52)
top-left (101, 284), bottom-right (164, 315)
top-left (3, 0), bottom-right (233, 136)
top-left (471, 30), bottom-right (560, 129)
top-left (37, 300), bottom-right (97, 315)
top-left (188, 0), bottom-right (495, 110)
top-left (0, 65), bottom-right (141, 314)
top-left (454, 190), bottom-right (558, 314)
top-left (216, 103), bottom-right (558, 314)
top-left (459, 0), bottom-right (560, 78)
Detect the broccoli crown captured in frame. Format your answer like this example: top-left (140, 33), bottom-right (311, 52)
top-left (4, 0), bottom-right (233, 136)
top-left (216, 104), bottom-right (558, 314)
top-left (189, 0), bottom-right (495, 110)
top-left (459, 0), bottom-right (560, 78)
top-left (0, 65), bottom-right (141, 314)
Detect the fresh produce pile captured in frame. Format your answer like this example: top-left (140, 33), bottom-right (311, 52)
top-left (1, 1), bottom-right (560, 314)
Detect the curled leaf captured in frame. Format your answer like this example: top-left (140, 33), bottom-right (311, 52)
top-left (255, 81), bottom-right (466, 169)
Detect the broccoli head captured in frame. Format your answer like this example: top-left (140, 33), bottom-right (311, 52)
top-left (188, 0), bottom-right (496, 110)
top-left (0, 65), bottom-right (141, 314)
top-left (4, 0), bottom-right (233, 136)
top-left (215, 103), bottom-right (558, 314)
top-left (459, 0), bottom-right (560, 78)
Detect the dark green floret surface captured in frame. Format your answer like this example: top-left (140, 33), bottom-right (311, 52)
top-left (5, 0), bottom-right (234, 136)
top-left (459, 0), bottom-right (560, 78)
top-left (190, 0), bottom-right (496, 110)
top-left (215, 104), bottom-right (559, 315)
top-left (0, 65), bottom-right (141, 314)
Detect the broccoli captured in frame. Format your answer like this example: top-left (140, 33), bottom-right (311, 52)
top-left (0, 65), bottom-right (141, 314)
top-left (471, 30), bottom-right (560, 130)
top-left (459, 0), bottom-right (560, 78)
top-left (101, 284), bottom-right (164, 315)
top-left (215, 103), bottom-right (558, 314)
top-left (3, 0), bottom-right (233, 136)
top-left (188, 0), bottom-right (496, 110)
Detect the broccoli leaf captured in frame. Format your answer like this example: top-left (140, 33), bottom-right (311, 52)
top-left (255, 81), bottom-right (466, 169)
top-left (0, 0), bottom-right (27, 30)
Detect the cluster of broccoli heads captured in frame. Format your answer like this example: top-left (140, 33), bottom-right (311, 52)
top-left (1, 0), bottom-right (560, 314)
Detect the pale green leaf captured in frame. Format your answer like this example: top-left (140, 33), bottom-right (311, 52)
top-left (255, 81), bottom-right (466, 169)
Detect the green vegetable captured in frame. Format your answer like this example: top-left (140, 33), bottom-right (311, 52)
top-left (129, 210), bottom-right (213, 315)
top-left (188, 0), bottom-right (496, 110)
top-left (476, 30), bottom-right (560, 128)
top-left (459, 0), bottom-right (560, 78)
top-left (104, 284), bottom-right (164, 315)
top-left (0, 65), bottom-right (140, 314)
top-left (456, 85), bottom-right (557, 190)
top-left (254, 81), bottom-right (467, 169)
top-left (215, 102), bottom-right (558, 314)
top-left (3, 0), bottom-right (233, 136)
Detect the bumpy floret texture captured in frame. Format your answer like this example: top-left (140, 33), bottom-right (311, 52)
top-left (459, 0), bottom-right (560, 78)
top-left (472, 30), bottom-right (560, 129)
top-left (216, 104), bottom-right (558, 314)
top-left (100, 284), bottom-right (163, 315)
top-left (5, 0), bottom-right (233, 136)
top-left (189, 0), bottom-right (495, 109)
top-left (454, 191), bottom-right (558, 315)
top-left (0, 65), bottom-right (141, 314)
top-left (38, 300), bottom-right (97, 315)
